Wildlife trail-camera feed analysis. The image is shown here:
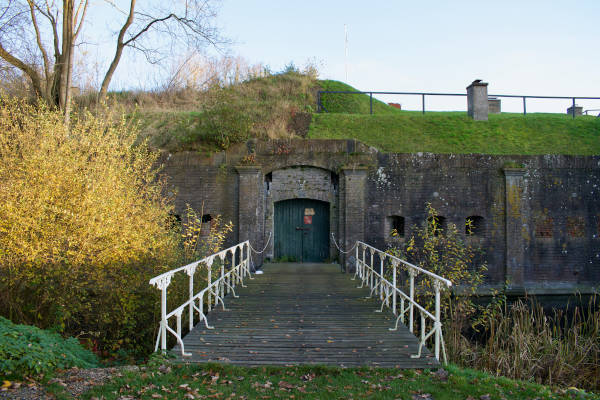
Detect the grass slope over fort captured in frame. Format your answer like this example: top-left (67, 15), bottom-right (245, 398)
top-left (314, 80), bottom-right (600, 155)
top-left (309, 111), bottom-right (600, 155)
top-left (123, 73), bottom-right (600, 155)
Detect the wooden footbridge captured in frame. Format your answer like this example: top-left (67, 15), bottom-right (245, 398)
top-left (149, 241), bottom-right (451, 368)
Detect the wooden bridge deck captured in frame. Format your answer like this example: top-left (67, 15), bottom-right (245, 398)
top-left (174, 263), bottom-right (438, 368)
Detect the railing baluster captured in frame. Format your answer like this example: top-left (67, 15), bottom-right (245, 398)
top-left (370, 250), bottom-right (374, 292)
top-left (157, 276), bottom-right (171, 351)
top-left (187, 264), bottom-right (196, 331)
top-left (220, 260), bottom-right (225, 299)
top-left (176, 311), bottom-right (182, 340)
top-left (380, 256), bottom-right (384, 300)
top-left (421, 313), bottom-right (426, 346)
top-left (392, 261), bottom-right (397, 315)
top-left (401, 298), bottom-right (405, 323)
top-left (346, 242), bottom-right (451, 362)
top-left (207, 265), bottom-right (212, 311)
top-left (434, 281), bottom-right (441, 361)
top-left (149, 241), bottom-right (255, 357)
top-left (409, 269), bottom-right (415, 333)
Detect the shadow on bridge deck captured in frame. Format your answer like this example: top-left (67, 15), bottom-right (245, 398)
top-left (174, 262), bottom-right (438, 368)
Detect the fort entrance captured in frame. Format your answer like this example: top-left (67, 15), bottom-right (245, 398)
top-left (274, 198), bottom-right (330, 262)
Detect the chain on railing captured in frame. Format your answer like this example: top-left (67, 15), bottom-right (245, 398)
top-left (352, 241), bottom-right (452, 363)
top-left (149, 241), bottom-right (253, 356)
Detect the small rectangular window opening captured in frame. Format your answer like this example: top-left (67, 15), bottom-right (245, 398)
top-left (535, 217), bottom-right (553, 238)
top-left (388, 216), bottom-right (405, 238)
top-left (466, 216), bottom-right (484, 236)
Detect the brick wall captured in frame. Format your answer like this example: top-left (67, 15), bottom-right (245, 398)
top-left (162, 141), bottom-right (600, 295)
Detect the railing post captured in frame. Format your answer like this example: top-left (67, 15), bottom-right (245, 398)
top-left (176, 311), bottom-right (182, 340)
top-left (185, 264), bottom-right (197, 331)
top-left (434, 280), bottom-right (442, 361)
top-left (355, 242), bottom-right (359, 277)
top-left (409, 269), bottom-right (416, 333)
top-left (422, 94), bottom-right (425, 114)
top-left (245, 242), bottom-right (251, 278)
top-left (370, 249), bottom-right (374, 292)
top-left (231, 250), bottom-right (235, 291)
top-left (572, 97), bottom-right (576, 119)
top-left (220, 260), bottom-right (225, 298)
top-left (207, 265), bottom-right (212, 311)
top-left (155, 275), bottom-right (171, 352)
top-left (523, 96), bottom-right (527, 115)
top-left (380, 256), bottom-right (384, 301)
top-left (361, 247), bottom-right (366, 283)
top-left (392, 261), bottom-right (397, 315)
top-left (369, 93), bottom-right (373, 115)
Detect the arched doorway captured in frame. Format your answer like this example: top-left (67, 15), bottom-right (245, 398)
top-left (274, 199), bottom-right (330, 262)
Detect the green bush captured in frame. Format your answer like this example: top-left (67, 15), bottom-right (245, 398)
top-left (0, 317), bottom-right (98, 378)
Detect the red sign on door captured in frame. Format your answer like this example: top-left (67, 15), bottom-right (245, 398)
top-left (303, 215), bottom-right (312, 224)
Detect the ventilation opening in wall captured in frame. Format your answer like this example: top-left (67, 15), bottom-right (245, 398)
top-left (200, 214), bottom-right (213, 236)
top-left (427, 215), bottom-right (446, 236)
top-left (466, 216), bottom-right (484, 236)
top-left (535, 217), bottom-right (553, 238)
top-left (387, 216), bottom-right (405, 238)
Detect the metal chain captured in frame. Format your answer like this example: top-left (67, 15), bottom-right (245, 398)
top-left (249, 231), bottom-right (272, 254)
top-left (331, 233), bottom-right (357, 254)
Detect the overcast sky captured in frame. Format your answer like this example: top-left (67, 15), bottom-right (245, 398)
top-left (215, 0), bottom-right (600, 113)
top-left (99, 0), bottom-right (600, 114)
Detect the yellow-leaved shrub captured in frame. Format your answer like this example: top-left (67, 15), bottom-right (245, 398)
top-left (0, 97), bottom-right (179, 356)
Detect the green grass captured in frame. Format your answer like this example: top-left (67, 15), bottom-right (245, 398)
top-left (48, 362), bottom-right (598, 399)
top-left (309, 111), bottom-right (600, 155)
top-left (128, 77), bottom-right (599, 155)
top-left (319, 80), bottom-right (401, 115)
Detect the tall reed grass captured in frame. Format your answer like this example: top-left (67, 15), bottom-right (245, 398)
top-left (447, 295), bottom-right (600, 391)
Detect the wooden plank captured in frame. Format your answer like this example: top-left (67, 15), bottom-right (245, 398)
top-left (172, 263), bottom-right (439, 368)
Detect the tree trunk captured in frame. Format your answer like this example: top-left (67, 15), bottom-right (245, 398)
top-left (98, 0), bottom-right (137, 101)
top-left (60, 0), bottom-right (74, 125)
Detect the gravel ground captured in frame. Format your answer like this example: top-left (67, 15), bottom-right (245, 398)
top-left (0, 366), bottom-right (138, 399)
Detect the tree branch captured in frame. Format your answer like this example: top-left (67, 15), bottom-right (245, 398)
top-left (98, 0), bottom-right (136, 99)
top-left (73, 0), bottom-right (88, 41)
top-left (26, 0), bottom-right (50, 82)
top-left (0, 42), bottom-right (43, 97)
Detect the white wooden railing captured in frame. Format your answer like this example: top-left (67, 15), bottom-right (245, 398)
top-left (149, 241), bottom-right (252, 356)
top-left (354, 241), bottom-right (452, 363)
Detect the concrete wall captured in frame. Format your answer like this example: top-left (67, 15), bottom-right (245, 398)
top-left (162, 140), bottom-right (600, 295)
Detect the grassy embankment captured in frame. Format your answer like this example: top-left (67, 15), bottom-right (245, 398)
top-left (129, 76), bottom-right (600, 155)
top-left (47, 362), bottom-right (599, 400)
top-left (313, 80), bottom-right (600, 155)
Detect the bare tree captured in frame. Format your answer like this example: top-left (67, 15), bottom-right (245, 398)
top-left (0, 0), bottom-right (222, 119)
top-left (0, 0), bottom-right (87, 123)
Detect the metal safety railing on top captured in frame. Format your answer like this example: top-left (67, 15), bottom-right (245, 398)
top-left (317, 90), bottom-right (600, 118)
top-left (353, 241), bottom-right (452, 363)
top-left (149, 240), bottom-right (258, 356)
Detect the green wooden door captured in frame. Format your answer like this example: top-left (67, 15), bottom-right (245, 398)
top-left (274, 199), bottom-right (330, 262)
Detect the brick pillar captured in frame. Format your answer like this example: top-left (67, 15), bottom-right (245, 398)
top-left (503, 168), bottom-right (530, 292)
top-left (236, 165), bottom-right (264, 267)
top-left (467, 80), bottom-right (489, 121)
top-left (341, 167), bottom-right (367, 272)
